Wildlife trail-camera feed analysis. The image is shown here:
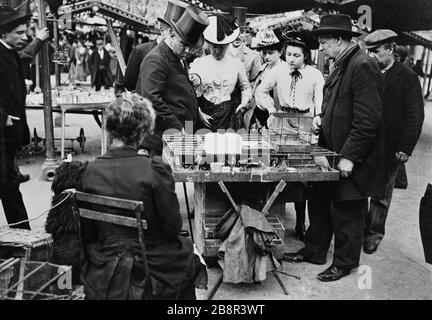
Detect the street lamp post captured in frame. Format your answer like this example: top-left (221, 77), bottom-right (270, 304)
top-left (37, 0), bottom-right (58, 180)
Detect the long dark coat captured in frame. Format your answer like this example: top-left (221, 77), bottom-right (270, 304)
top-left (319, 45), bottom-right (386, 201)
top-left (382, 60), bottom-right (424, 165)
top-left (0, 39), bottom-right (42, 150)
top-left (124, 40), bottom-right (157, 92)
top-left (80, 147), bottom-right (197, 299)
top-left (137, 41), bottom-right (200, 154)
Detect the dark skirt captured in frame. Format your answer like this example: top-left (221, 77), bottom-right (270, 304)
top-left (198, 95), bottom-right (245, 132)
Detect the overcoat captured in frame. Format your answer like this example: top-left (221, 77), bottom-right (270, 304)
top-left (124, 40), bottom-right (157, 92)
top-left (0, 39), bottom-right (42, 150)
top-left (381, 60), bottom-right (424, 164)
top-left (319, 45), bottom-right (386, 201)
top-left (137, 41), bottom-right (200, 153)
top-left (80, 147), bottom-right (198, 299)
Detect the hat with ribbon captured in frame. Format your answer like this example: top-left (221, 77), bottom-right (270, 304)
top-left (312, 14), bottom-right (361, 37)
top-left (364, 29), bottom-right (398, 49)
top-left (203, 14), bottom-right (241, 45)
top-left (170, 5), bottom-right (209, 49)
top-left (251, 29), bottom-right (281, 50)
top-left (157, 0), bottom-right (188, 27)
top-left (0, 5), bottom-right (32, 29)
top-left (275, 25), bottom-right (319, 50)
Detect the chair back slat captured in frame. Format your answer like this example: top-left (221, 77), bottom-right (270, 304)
top-left (75, 191), bottom-right (144, 212)
top-left (79, 208), bottom-right (147, 229)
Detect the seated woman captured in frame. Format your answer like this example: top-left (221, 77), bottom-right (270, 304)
top-left (189, 14), bottom-right (252, 131)
top-left (79, 94), bottom-right (206, 300)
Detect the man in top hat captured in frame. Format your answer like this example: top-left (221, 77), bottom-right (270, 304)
top-left (284, 14), bottom-right (386, 282)
top-left (363, 29), bottom-right (424, 254)
top-left (0, 5), bottom-right (43, 229)
top-left (124, 0), bottom-right (187, 92)
top-left (137, 5), bottom-right (209, 156)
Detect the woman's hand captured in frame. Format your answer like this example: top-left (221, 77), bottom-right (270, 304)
top-left (189, 73), bottom-right (201, 87)
top-left (199, 108), bottom-right (213, 128)
top-left (6, 115), bottom-right (20, 127)
top-left (235, 104), bottom-right (247, 114)
top-left (311, 115), bottom-right (321, 135)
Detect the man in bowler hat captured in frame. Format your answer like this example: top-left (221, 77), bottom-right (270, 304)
top-left (363, 29), bottom-right (424, 254)
top-left (284, 14), bottom-right (386, 282)
top-left (0, 5), bottom-right (47, 229)
top-left (137, 5), bottom-right (209, 156)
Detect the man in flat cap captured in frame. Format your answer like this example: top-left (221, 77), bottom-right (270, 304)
top-left (284, 14), bottom-right (386, 282)
top-left (363, 29), bottom-right (424, 254)
top-left (137, 5), bottom-right (209, 156)
top-left (0, 5), bottom-right (49, 229)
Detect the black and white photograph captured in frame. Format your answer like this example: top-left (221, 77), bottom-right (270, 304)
top-left (0, 0), bottom-right (431, 308)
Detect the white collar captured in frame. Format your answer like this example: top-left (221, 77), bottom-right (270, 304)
top-left (0, 39), bottom-right (13, 50)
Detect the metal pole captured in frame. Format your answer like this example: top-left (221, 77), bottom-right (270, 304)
top-left (53, 19), bottom-right (61, 87)
top-left (422, 49), bottom-right (430, 96)
top-left (38, 0), bottom-right (58, 180)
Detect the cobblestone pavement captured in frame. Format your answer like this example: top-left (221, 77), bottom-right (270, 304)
top-left (1, 100), bottom-right (431, 300)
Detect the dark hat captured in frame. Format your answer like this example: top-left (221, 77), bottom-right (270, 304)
top-left (0, 5), bottom-right (32, 28)
top-left (364, 29), bottom-right (398, 49)
top-left (171, 5), bottom-right (209, 49)
top-left (203, 14), bottom-right (240, 45)
top-left (274, 26), bottom-right (319, 50)
top-left (157, 0), bottom-right (187, 27)
top-left (312, 14), bottom-right (361, 37)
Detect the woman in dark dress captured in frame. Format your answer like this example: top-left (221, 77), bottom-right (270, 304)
top-left (80, 95), bottom-right (206, 299)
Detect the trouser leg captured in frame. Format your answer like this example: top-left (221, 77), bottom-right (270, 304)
top-left (294, 201), bottom-right (306, 228)
top-left (301, 183), bottom-right (332, 263)
top-left (365, 165), bottom-right (399, 240)
top-left (0, 149), bottom-right (30, 229)
top-left (332, 198), bottom-right (367, 269)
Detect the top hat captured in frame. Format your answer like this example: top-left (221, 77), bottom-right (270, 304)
top-left (312, 14), bottom-right (361, 37)
top-left (171, 5), bottom-right (209, 49)
top-left (0, 5), bottom-right (32, 28)
top-left (364, 29), bottom-right (398, 49)
top-left (251, 29), bottom-right (281, 50)
top-left (203, 14), bottom-right (240, 45)
top-left (157, 0), bottom-right (187, 27)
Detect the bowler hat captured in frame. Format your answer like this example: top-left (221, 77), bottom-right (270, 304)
top-left (171, 5), bottom-right (209, 49)
top-left (0, 5), bottom-right (32, 28)
top-left (203, 14), bottom-right (240, 45)
top-left (364, 29), bottom-right (398, 49)
top-left (157, 0), bottom-right (187, 27)
top-left (312, 14), bottom-right (361, 37)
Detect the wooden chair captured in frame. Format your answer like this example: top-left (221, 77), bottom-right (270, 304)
top-left (72, 191), bottom-right (149, 287)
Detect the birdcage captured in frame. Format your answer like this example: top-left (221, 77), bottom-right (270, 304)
top-left (267, 112), bottom-right (314, 153)
top-left (0, 258), bottom-right (73, 300)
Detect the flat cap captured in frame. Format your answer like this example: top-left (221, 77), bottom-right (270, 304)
top-left (364, 29), bottom-right (398, 49)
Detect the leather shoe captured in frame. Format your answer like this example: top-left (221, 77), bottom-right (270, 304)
top-left (283, 250), bottom-right (326, 265)
top-left (317, 264), bottom-right (352, 282)
top-left (18, 173), bottom-right (30, 183)
top-left (363, 237), bottom-right (382, 254)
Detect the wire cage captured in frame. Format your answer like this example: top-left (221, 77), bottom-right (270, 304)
top-left (163, 132), bottom-right (273, 168)
top-left (271, 145), bottom-right (341, 170)
top-left (268, 113), bottom-right (314, 152)
top-left (0, 258), bottom-right (73, 300)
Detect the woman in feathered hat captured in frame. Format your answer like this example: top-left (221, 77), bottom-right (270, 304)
top-left (248, 29), bottom-right (284, 131)
top-left (189, 14), bottom-right (252, 131)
